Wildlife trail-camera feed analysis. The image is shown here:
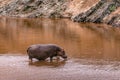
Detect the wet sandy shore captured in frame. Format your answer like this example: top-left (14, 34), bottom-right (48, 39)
top-left (0, 55), bottom-right (120, 80)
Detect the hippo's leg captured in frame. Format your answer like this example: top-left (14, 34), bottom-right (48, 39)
top-left (50, 56), bottom-right (53, 62)
top-left (29, 56), bottom-right (33, 62)
top-left (57, 56), bottom-right (60, 60)
top-left (36, 58), bottom-right (45, 61)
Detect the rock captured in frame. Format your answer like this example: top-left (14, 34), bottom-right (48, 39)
top-left (72, 0), bottom-right (120, 23)
top-left (103, 7), bottom-right (120, 27)
top-left (63, 0), bottom-right (99, 18)
top-left (0, 0), bottom-right (120, 27)
top-left (109, 16), bottom-right (120, 27)
top-left (0, 0), bottom-right (67, 18)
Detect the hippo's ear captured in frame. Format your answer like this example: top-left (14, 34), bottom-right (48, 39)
top-left (61, 49), bottom-right (65, 54)
top-left (61, 48), bottom-right (64, 51)
top-left (60, 48), bottom-right (65, 52)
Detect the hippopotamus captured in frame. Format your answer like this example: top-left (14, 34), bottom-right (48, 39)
top-left (27, 44), bottom-right (67, 61)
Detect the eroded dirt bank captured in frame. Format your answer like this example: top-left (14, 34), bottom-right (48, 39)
top-left (73, 0), bottom-right (120, 27)
top-left (0, 0), bottom-right (120, 27)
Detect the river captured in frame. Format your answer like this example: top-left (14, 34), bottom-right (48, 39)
top-left (0, 17), bottom-right (120, 80)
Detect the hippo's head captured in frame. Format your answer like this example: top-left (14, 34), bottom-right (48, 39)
top-left (57, 49), bottom-right (67, 59)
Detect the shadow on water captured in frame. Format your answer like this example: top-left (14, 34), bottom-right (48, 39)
top-left (29, 60), bottom-right (66, 67)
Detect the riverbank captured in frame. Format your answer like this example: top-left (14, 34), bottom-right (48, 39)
top-left (0, 0), bottom-right (120, 27)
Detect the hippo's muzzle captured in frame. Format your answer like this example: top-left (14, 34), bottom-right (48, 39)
top-left (61, 55), bottom-right (67, 59)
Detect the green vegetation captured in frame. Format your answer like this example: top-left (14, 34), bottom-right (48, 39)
top-left (109, 4), bottom-right (116, 12)
top-left (23, 5), bottom-right (31, 11)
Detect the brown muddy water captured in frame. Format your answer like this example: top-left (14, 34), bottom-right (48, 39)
top-left (0, 17), bottom-right (120, 80)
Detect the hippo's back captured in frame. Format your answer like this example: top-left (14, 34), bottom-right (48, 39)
top-left (28, 44), bottom-right (61, 53)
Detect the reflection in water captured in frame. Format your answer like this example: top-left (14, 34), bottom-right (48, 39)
top-left (29, 60), bottom-right (66, 67)
top-left (0, 17), bottom-right (120, 61)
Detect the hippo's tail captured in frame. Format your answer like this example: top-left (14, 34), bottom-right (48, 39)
top-left (27, 47), bottom-right (31, 54)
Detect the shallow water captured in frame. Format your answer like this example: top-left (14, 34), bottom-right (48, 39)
top-left (0, 17), bottom-right (120, 80)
